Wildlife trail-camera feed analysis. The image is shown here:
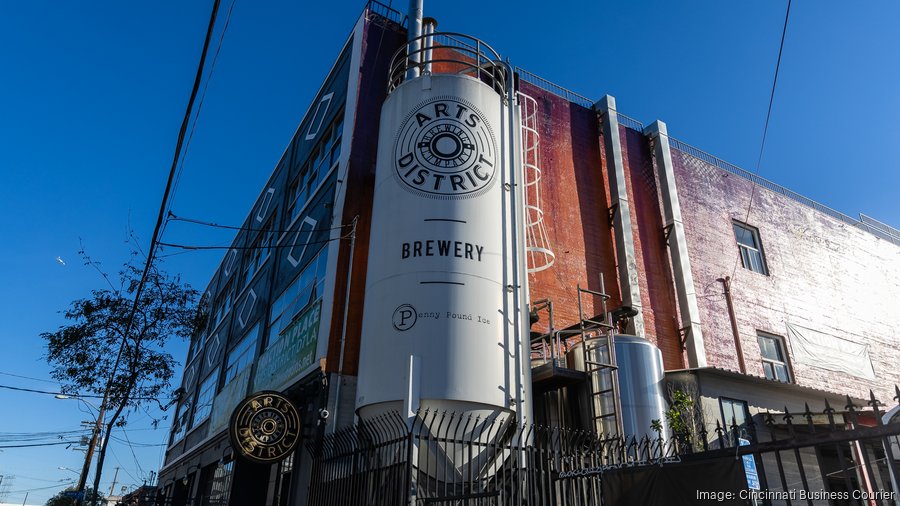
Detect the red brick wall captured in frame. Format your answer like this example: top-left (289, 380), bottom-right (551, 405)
top-left (520, 83), bottom-right (684, 369)
top-left (672, 149), bottom-right (900, 401)
top-left (519, 82), bottom-right (620, 335)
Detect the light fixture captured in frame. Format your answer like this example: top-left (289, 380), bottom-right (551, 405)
top-left (181, 465), bottom-right (199, 486)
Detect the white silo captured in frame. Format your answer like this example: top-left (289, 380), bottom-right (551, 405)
top-left (355, 15), bottom-right (531, 472)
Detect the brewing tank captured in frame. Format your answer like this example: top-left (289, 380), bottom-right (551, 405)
top-left (355, 35), bottom-right (524, 428)
top-left (567, 334), bottom-right (668, 440)
top-left (614, 334), bottom-right (669, 440)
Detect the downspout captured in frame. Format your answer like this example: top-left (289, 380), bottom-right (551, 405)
top-left (719, 276), bottom-right (746, 374)
top-left (330, 216), bottom-right (358, 432)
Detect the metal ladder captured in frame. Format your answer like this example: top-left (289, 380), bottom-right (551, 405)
top-left (576, 276), bottom-right (624, 437)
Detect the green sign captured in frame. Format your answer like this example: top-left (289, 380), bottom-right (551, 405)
top-left (209, 367), bottom-right (251, 435)
top-left (253, 301), bottom-right (321, 391)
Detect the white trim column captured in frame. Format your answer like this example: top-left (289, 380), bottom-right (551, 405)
top-left (594, 95), bottom-right (645, 336)
top-left (644, 120), bottom-right (707, 367)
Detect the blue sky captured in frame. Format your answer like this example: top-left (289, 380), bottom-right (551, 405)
top-left (1, 1), bottom-right (897, 503)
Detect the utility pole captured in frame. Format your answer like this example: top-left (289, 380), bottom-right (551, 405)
top-left (108, 467), bottom-right (119, 497)
top-left (75, 403), bottom-right (106, 506)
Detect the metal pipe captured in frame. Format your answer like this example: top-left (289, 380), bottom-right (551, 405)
top-left (719, 276), bottom-right (746, 374)
top-left (422, 17), bottom-right (437, 74)
top-left (331, 216), bottom-right (358, 433)
top-left (405, 0), bottom-right (423, 80)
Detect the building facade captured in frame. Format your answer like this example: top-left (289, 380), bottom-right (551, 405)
top-left (155, 2), bottom-right (900, 505)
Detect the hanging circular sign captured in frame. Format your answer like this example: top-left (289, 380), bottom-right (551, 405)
top-left (393, 96), bottom-right (497, 199)
top-left (229, 391), bottom-right (301, 464)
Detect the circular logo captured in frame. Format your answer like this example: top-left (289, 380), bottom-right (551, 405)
top-left (392, 304), bottom-right (417, 331)
top-left (229, 391), bottom-right (301, 464)
top-left (393, 97), bottom-right (497, 199)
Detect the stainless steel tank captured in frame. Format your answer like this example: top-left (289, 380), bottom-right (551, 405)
top-left (567, 334), bottom-right (668, 439)
top-left (614, 334), bottom-right (669, 440)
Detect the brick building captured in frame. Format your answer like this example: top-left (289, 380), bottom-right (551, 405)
top-left (154, 2), bottom-right (900, 504)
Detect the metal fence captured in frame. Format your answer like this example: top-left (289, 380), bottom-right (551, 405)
top-left (307, 390), bottom-right (900, 505)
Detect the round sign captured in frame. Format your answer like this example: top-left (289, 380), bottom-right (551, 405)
top-left (229, 391), bottom-right (301, 464)
top-left (392, 304), bottom-right (417, 331)
top-left (393, 96), bottom-right (497, 199)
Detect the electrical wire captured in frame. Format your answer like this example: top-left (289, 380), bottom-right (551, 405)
top-left (0, 383), bottom-right (175, 401)
top-left (0, 370), bottom-right (60, 384)
top-left (108, 445), bottom-right (142, 484)
top-left (731, 0), bottom-right (791, 284)
top-left (157, 231), bottom-right (351, 251)
top-left (166, 211), bottom-right (352, 235)
top-left (109, 435), bottom-right (166, 447)
top-left (0, 441), bottom-right (79, 448)
top-left (85, 3), bottom-right (224, 495)
top-left (120, 429), bottom-right (146, 480)
top-left (3, 482), bottom-right (76, 494)
top-left (164, 0), bottom-right (239, 240)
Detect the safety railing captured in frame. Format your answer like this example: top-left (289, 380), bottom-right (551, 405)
top-left (365, 0), bottom-right (405, 26)
top-left (388, 32), bottom-right (507, 97)
top-left (515, 67), bottom-right (593, 109)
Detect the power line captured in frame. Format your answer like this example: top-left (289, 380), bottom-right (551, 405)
top-left (157, 231), bottom-right (351, 251)
top-left (0, 370), bottom-right (60, 385)
top-left (731, 0), bottom-right (791, 284)
top-left (166, 211), bottom-right (352, 235)
top-left (0, 383), bottom-right (174, 401)
top-left (87, 1), bottom-right (225, 497)
top-left (108, 445), bottom-right (142, 485)
top-left (0, 441), bottom-right (79, 448)
top-left (165, 0), bottom-right (239, 239)
top-left (109, 435), bottom-right (166, 447)
top-left (119, 429), bottom-right (146, 480)
top-left (4, 481), bottom-right (76, 494)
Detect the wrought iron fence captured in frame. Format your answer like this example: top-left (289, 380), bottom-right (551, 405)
top-left (307, 390), bottom-right (900, 506)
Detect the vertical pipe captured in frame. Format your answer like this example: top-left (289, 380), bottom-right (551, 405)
top-left (422, 17), bottom-right (437, 74)
top-left (720, 276), bottom-right (747, 374)
top-left (405, 0), bottom-right (423, 80)
top-left (330, 216), bottom-right (358, 433)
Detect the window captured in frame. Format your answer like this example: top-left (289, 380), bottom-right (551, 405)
top-left (191, 370), bottom-right (219, 428)
top-left (287, 113), bottom-right (343, 222)
top-left (224, 324), bottom-right (259, 384)
top-left (170, 398), bottom-right (191, 444)
top-left (241, 217), bottom-right (275, 289)
top-left (208, 459), bottom-right (234, 505)
top-left (758, 332), bottom-right (791, 382)
top-left (267, 247), bottom-right (328, 348)
top-left (733, 222), bottom-right (768, 275)
top-left (720, 397), bottom-right (752, 442)
top-left (211, 283), bottom-right (234, 330)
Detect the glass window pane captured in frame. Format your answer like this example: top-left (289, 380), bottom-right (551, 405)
top-left (191, 371), bottom-right (219, 427)
top-left (775, 364), bottom-right (789, 382)
top-left (762, 362), bottom-right (775, 380)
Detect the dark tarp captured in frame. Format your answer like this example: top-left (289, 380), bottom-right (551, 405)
top-left (601, 456), bottom-right (748, 506)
